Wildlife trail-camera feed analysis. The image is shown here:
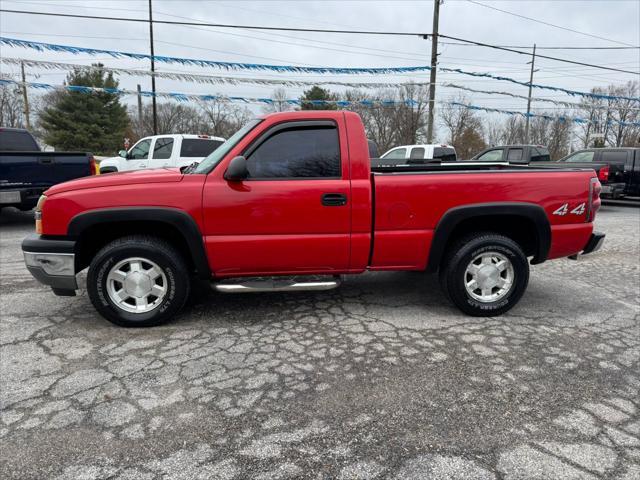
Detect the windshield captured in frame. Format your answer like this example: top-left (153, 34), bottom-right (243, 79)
top-left (192, 119), bottom-right (262, 174)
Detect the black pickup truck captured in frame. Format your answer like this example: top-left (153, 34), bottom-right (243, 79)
top-left (470, 145), bottom-right (551, 163)
top-left (469, 145), bottom-right (639, 199)
top-left (556, 148), bottom-right (640, 199)
top-left (0, 128), bottom-right (96, 211)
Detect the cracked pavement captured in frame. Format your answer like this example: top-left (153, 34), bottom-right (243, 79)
top-left (1, 205), bottom-right (638, 479)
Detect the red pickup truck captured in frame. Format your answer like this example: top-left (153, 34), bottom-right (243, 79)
top-left (22, 111), bottom-right (604, 327)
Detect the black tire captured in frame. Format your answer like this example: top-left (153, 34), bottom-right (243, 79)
top-left (439, 233), bottom-right (529, 317)
top-left (100, 167), bottom-right (118, 174)
top-left (87, 235), bottom-right (190, 327)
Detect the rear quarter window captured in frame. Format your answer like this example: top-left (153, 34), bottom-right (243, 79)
top-left (0, 130), bottom-right (39, 151)
top-left (531, 147), bottom-right (550, 162)
top-left (180, 139), bottom-right (224, 157)
top-left (601, 151), bottom-right (629, 163)
top-left (433, 147), bottom-right (456, 161)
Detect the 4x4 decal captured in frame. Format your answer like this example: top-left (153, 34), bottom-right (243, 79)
top-left (553, 203), bottom-right (586, 216)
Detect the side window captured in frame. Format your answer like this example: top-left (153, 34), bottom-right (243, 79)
top-left (410, 147), bottom-right (425, 160)
top-left (152, 137), bottom-right (174, 160)
top-left (564, 151), bottom-right (595, 163)
top-left (433, 147), bottom-right (456, 161)
top-left (382, 148), bottom-right (407, 159)
top-left (477, 149), bottom-right (504, 162)
top-left (246, 126), bottom-right (340, 179)
top-left (180, 139), bottom-right (224, 157)
top-left (531, 147), bottom-right (550, 162)
top-left (129, 139), bottom-right (151, 160)
top-left (601, 151), bottom-right (628, 163)
top-left (507, 148), bottom-right (523, 161)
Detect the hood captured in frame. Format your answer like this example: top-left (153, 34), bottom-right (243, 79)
top-left (46, 168), bottom-right (184, 195)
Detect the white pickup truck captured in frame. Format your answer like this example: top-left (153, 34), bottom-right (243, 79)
top-left (99, 134), bottom-right (225, 173)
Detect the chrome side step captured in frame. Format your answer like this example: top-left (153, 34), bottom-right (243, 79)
top-left (214, 275), bottom-right (341, 293)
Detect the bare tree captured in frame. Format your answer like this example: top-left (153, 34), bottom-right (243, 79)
top-left (262, 87), bottom-right (292, 113)
top-left (0, 76), bottom-right (25, 128)
top-left (605, 81), bottom-right (639, 147)
top-left (527, 113), bottom-right (572, 159)
top-left (440, 95), bottom-right (486, 158)
top-left (129, 102), bottom-right (210, 139)
top-left (199, 99), bottom-right (252, 138)
top-left (393, 83), bottom-right (430, 145)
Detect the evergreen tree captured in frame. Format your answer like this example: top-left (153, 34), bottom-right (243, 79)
top-left (40, 65), bottom-right (129, 155)
top-left (300, 86), bottom-right (338, 110)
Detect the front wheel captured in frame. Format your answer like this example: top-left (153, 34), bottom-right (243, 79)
top-left (439, 233), bottom-right (529, 316)
top-left (87, 235), bottom-right (190, 327)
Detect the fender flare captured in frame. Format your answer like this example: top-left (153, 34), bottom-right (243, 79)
top-left (425, 202), bottom-right (551, 273)
top-left (68, 207), bottom-right (211, 279)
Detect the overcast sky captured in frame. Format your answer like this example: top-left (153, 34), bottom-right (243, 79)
top-left (1, 0), bottom-right (638, 135)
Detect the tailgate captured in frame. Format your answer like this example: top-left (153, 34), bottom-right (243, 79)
top-left (0, 152), bottom-right (91, 189)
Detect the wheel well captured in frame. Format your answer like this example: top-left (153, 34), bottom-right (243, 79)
top-left (445, 215), bottom-right (538, 258)
top-left (75, 221), bottom-right (195, 273)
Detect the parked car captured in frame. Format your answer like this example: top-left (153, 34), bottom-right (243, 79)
top-left (373, 144), bottom-right (457, 167)
top-left (555, 148), bottom-right (640, 199)
top-left (0, 127), bottom-right (96, 211)
top-left (470, 145), bottom-right (551, 163)
top-left (99, 134), bottom-right (225, 173)
top-left (22, 111), bottom-right (604, 327)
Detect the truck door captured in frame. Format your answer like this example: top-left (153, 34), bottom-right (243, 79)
top-left (202, 120), bottom-right (351, 276)
top-left (149, 137), bottom-right (175, 169)
top-left (125, 138), bottom-right (152, 171)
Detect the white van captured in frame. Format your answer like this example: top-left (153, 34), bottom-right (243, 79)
top-left (99, 134), bottom-right (225, 173)
top-left (379, 144), bottom-right (457, 165)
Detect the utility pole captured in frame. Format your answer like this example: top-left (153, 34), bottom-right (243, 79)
top-left (148, 0), bottom-right (158, 135)
top-left (136, 84), bottom-right (143, 124)
top-left (524, 43), bottom-right (537, 144)
top-left (20, 61), bottom-right (31, 130)
top-left (426, 0), bottom-right (440, 144)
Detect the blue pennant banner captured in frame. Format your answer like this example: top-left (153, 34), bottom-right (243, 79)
top-left (441, 68), bottom-right (640, 103)
top-left (2, 37), bottom-right (638, 104)
top-left (3, 78), bottom-right (639, 127)
top-left (0, 37), bottom-right (431, 75)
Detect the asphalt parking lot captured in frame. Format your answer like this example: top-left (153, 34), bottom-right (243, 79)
top-left (1, 205), bottom-right (638, 480)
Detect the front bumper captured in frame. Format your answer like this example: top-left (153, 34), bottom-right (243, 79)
top-left (22, 234), bottom-right (78, 295)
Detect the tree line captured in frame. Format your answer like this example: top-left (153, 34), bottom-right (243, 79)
top-left (1, 64), bottom-right (638, 158)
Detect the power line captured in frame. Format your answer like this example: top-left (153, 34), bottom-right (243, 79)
top-left (1, 7), bottom-right (639, 75)
top-left (465, 0), bottom-right (637, 48)
top-left (438, 34), bottom-right (639, 75)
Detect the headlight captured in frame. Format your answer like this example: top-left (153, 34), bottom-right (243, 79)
top-left (35, 195), bottom-right (46, 234)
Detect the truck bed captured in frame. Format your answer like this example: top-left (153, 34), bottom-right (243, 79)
top-left (369, 165), bottom-right (596, 270)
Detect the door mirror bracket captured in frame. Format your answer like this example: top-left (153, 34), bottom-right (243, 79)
top-left (224, 156), bottom-right (249, 181)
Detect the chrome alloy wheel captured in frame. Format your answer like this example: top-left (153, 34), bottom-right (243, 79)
top-left (464, 251), bottom-right (514, 303)
top-left (106, 257), bottom-right (167, 313)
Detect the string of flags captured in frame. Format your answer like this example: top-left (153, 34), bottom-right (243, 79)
top-left (441, 83), bottom-right (640, 111)
top-left (1, 36), bottom-right (638, 103)
top-left (4, 58), bottom-right (635, 112)
top-left (0, 36), bottom-right (430, 75)
top-left (0, 57), bottom-right (428, 89)
top-left (3, 78), bottom-right (638, 127)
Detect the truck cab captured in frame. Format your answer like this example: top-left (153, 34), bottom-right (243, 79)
top-left (471, 145), bottom-right (551, 163)
top-left (377, 144), bottom-right (457, 166)
top-left (99, 134), bottom-right (225, 173)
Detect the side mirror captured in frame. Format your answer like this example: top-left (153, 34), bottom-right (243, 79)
top-left (118, 149), bottom-right (128, 159)
top-left (224, 156), bottom-right (249, 181)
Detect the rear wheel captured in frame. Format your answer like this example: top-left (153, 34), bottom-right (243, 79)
top-left (439, 233), bottom-right (529, 316)
top-left (87, 235), bottom-right (190, 327)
